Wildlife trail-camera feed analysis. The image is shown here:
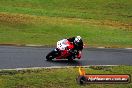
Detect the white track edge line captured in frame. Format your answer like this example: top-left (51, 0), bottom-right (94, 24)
top-left (0, 65), bottom-right (119, 71)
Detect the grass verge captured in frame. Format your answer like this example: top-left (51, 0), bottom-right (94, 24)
top-left (0, 13), bottom-right (132, 48)
top-left (0, 0), bottom-right (132, 47)
top-left (0, 66), bottom-right (132, 88)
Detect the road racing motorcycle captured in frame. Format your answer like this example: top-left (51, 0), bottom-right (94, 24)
top-left (46, 39), bottom-right (82, 61)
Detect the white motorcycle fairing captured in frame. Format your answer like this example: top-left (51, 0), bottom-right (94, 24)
top-left (57, 39), bottom-right (69, 50)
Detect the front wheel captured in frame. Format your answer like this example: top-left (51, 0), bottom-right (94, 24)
top-left (68, 58), bottom-right (73, 62)
top-left (67, 56), bottom-right (74, 62)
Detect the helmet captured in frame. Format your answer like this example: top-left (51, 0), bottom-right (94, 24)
top-left (74, 36), bottom-right (82, 46)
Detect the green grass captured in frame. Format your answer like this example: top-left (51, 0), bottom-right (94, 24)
top-left (0, 66), bottom-right (132, 88)
top-left (0, 0), bottom-right (132, 47)
top-left (0, 23), bottom-right (132, 47)
top-left (0, 0), bottom-right (131, 23)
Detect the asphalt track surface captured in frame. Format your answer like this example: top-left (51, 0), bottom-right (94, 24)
top-left (0, 46), bottom-right (132, 69)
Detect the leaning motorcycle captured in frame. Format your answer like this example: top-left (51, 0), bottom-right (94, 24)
top-left (46, 39), bottom-right (82, 62)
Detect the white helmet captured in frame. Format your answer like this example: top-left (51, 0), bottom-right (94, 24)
top-left (74, 36), bottom-right (81, 45)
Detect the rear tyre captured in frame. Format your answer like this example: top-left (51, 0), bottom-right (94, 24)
top-left (46, 49), bottom-right (60, 61)
top-left (46, 51), bottom-right (56, 61)
top-left (46, 53), bottom-right (54, 61)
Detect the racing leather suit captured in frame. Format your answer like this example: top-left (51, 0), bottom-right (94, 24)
top-left (67, 37), bottom-right (83, 58)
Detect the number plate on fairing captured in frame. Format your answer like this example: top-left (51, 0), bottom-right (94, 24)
top-left (57, 39), bottom-right (69, 50)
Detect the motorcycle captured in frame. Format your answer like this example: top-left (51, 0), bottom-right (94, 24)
top-left (46, 39), bottom-right (82, 61)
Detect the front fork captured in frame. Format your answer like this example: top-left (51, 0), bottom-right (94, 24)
top-left (72, 50), bottom-right (82, 59)
top-left (77, 51), bottom-right (82, 59)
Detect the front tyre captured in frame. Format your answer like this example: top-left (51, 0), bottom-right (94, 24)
top-left (68, 58), bottom-right (73, 62)
top-left (67, 56), bottom-right (74, 62)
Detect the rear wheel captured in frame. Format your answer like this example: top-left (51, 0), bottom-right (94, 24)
top-left (46, 51), bottom-right (55, 61)
top-left (46, 49), bottom-right (60, 61)
top-left (46, 53), bottom-right (54, 61)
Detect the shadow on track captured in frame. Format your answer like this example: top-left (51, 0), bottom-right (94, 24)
top-left (46, 59), bottom-right (82, 66)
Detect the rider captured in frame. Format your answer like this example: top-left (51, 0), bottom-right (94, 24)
top-left (67, 36), bottom-right (83, 58)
